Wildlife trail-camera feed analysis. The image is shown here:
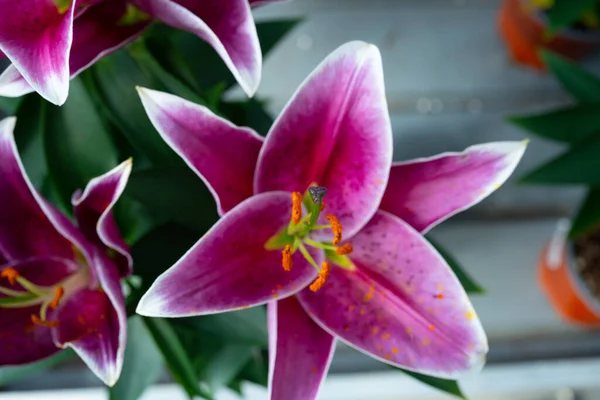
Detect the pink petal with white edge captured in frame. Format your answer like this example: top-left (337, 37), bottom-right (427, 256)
top-left (54, 256), bottom-right (126, 387)
top-left (268, 297), bottom-right (335, 400)
top-left (0, 1), bottom-right (150, 100)
top-left (138, 87), bottom-right (263, 215)
top-left (72, 159), bottom-right (133, 277)
top-left (0, 0), bottom-right (75, 105)
top-left (297, 211), bottom-right (488, 379)
top-left (380, 141), bottom-right (527, 234)
top-left (0, 117), bottom-right (74, 260)
top-left (131, 0), bottom-right (261, 96)
top-left (136, 192), bottom-right (321, 318)
top-left (255, 41), bottom-right (393, 240)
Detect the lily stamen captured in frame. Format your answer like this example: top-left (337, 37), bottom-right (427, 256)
top-left (50, 286), bottom-right (64, 309)
top-left (335, 243), bottom-right (353, 255)
top-left (1, 268), bottom-right (19, 285)
top-left (31, 314), bottom-right (60, 328)
top-left (325, 214), bottom-right (342, 245)
top-left (309, 262), bottom-right (330, 292)
top-left (291, 191), bottom-right (302, 224)
top-left (282, 245), bottom-right (293, 272)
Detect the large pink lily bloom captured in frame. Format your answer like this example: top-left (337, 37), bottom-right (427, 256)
top-left (135, 42), bottom-right (526, 399)
top-left (0, 117), bottom-right (132, 386)
top-left (0, 0), bottom-right (284, 105)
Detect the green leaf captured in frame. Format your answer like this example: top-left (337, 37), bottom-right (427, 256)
top-left (125, 166), bottom-right (219, 231)
top-left (540, 50), bottom-right (600, 103)
top-left (44, 76), bottom-right (118, 209)
top-left (110, 316), bottom-right (163, 400)
top-left (114, 195), bottom-right (167, 246)
top-left (547, 0), bottom-right (599, 34)
top-left (144, 317), bottom-right (210, 399)
top-left (219, 98), bottom-right (274, 136)
top-left (0, 97), bottom-right (22, 115)
top-left (202, 345), bottom-right (254, 394)
top-left (0, 350), bottom-right (73, 386)
top-left (237, 350), bottom-right (269, 387)
top-left (508, 103), bottom-right (600, 145)
top-left (90, 51), bottom-right (180, 166)
top-left (427, 237), bottom-right (484, 294)
top-left (400, 369), bottom-right (465, 399)
top-left (13, 94), bottom-right (47, 189)
top-left (521, 135), bottom-right (600, 185)
top-left (570, 187), bottom-right (600, 238)
top-left (179, 307), bottom-right (268, 347)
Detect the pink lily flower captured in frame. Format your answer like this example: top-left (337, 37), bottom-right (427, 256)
top-left (0, 117), bottom-right (132, 386)
top-left (135, 42), bottom-right (526, 399)
top-left (0, 0), bottom-right (283, 105)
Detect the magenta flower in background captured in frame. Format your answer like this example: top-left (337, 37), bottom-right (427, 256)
top-left (135, 42), bottom-right (526, 399)
top-left (0, 117), bottom-right (132, 386)
top-left (0, 0), bottom-right (283, 105)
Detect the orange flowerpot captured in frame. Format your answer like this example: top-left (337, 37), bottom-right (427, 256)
top-left (499, 0), bottom-right (600, 70)
top-left (538, 220), bottom-right (600, 326)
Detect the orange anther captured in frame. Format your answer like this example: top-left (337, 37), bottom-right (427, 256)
top-left (335, 243), bottom-right (353, 255)
top-left (434, 293), bottom-right (444, 299)
top-left (50, 286), bottom-right (64, 309)
top-left (291, 192), bottom-right (302, 224)
top-left (309, 262), bottom-right (330, 292)
top-left (1, 268), bottom-right (19, 285)
top-left (325, 214), bottom-right (342, 245)
top-left (31, 314), bottom-right (60, 328)
top-left (282, 245), bottom-right (293, 272)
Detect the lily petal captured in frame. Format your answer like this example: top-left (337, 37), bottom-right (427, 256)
top-left (138, 88), bottom-right (263, 215)
top-left (380, 142), bottom-right (527, 234)
top-left (137, 192), bottom-right (320, 317)
top-left (0, 1), bottom-right (150, 100)
top-left (0, 117), bottom-right (74, 260)
top-left (249, 0), bottom-right (290, 6)
top-left (297, 211), bottom-right (488, 379)
top-left (0, 257), bottom-right (77, 366)
top-left (131, 0), bottom-right (261, 96)
top-left (255, 41), bottom-right (392, 240)
top-left (0, 0), bottom-right (75, 105)
top-left (54, 257), bottom-right (125, 387)
top-left (268, 297), bottom-right (335, 400)
top-left (72, 159), bottom-right (133, 277)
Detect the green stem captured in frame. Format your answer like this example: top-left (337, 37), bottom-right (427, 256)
top-left (15, 277), bottom-right (47, 297)
top-left (295, 239), bottom-right (320, 271)
top-left (304, 238), bottom-right (336, 251)
top-left (0, 286), bottom-right (29, 297)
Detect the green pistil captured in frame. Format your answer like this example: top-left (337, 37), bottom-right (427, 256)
top-left (15, 277), bottom-right (46, 297)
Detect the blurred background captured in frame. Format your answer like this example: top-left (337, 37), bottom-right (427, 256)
top-left (2, 0), bottom-right (600, 399)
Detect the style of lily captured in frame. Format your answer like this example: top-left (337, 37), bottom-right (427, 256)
top-left (136, 41), bottom-right (526, 399)
top-left (0, 0), bottom-right (285, 106)
top-left (0, 117), bottom-right (132, 386)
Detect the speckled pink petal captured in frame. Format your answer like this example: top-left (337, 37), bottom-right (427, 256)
top-left (54, 269), bottom-right (124, 387)
top-left (136, 192), bottom-right (321, 318)
top-left (0, 257), bottom-right (77, 366)
top-left (268, 297), bottom-right (335, 400)
top-left (138, 88), bottom-right (263, 215)
top-left (255, 41), bottom-right (392, 240)
top-left (72, 159), bottom-right (133, 278)
top-left (0, 117), bottom-right (74, 260)
top-left (0, 0), bottom-right (75, 105)
top-left (0, 1), bottom-right (149, 99)
top-left (131, 0), bottom-right (261, 96)
top-left (297, 211), bottom-right (488, 379)
top-left (380, 142), bottom-right (527, 234)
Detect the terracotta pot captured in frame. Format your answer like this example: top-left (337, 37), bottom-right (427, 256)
top-left (499, 0), bottom-right (600, 70)
top-left (538, 219), bottom-right (600, 326)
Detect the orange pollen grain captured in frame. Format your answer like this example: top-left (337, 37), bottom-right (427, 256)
top-left (435, 293), bottom-right (444, 299)
top-left (1, 268), bottom-right (20, 285)
top-left (31, 315), bottom-right (60, 328)
top-left (325, 214), bottom-right (342, 245)
top-left (363, 284), bottom-right (375, 302)
top-left (335, 243), bottom-right (353, 255)
top-left (381, 332), bottom-right (391, 340)
top-left (50, 286), bottom-right (64, 309)
top-left (391, 347), bottom-right (399, 354)
top-left (309, 262), bottom-right (330, 292)
top-left (429, 324), bottom-right (435, 331)
top-left (282, 245), bottom-right (293, 272)
top-left (291, 192), bottom-right (302, 224)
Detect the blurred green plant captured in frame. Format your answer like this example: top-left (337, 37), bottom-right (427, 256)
top-left (530, 0), bottom-right (600, 35)
top-left (509, 49), bottom-right (600, 238)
